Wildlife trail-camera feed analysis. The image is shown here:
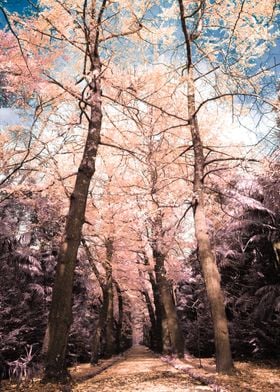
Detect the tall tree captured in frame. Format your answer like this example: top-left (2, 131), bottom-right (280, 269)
top-left (177, 0), bottom-right (233, 373)
top-left (43, 0), bottom-right (104, 381)
top-left (173, 0), bottom-right (279, 373)
top-left (19, 0), bottom-right (144, 381)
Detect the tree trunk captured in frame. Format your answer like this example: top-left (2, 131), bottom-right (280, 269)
top-left (142, 288), bottom-right (157, 350)
top-left (91, 288), bottom-right (109, 364)
top-left (177, 0), bottom-right (233, 373)
top-left (114, 280), bottom-right (123, 353)
top-left (148, 271), bottom-right (164, 352)
top-left (103, 237), bottom-right (114, 358)
top-left (81, 238), bottom-right (110, 363)
top-left (154, 250), bottom-right (184, 358)
top-left (146, 159), bottom-right (184, 356)
top-left (82, 237), bottom-right (115, 361)
top-left (194, 201), bottom-right (233, 372)
top-left (189, 56), bottom-right (233, 377)
top-left (43, 37), bottom-right (103, 384)
top-left (104, 277), bottom-right (114, 357)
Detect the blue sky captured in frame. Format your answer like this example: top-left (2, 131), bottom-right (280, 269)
top-left (1, 0), bottom-right (35, 13)
top-left (0, 0), bottom-right (36, 28)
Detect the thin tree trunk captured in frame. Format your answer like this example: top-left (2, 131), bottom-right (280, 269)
top-left (104, 277), bottom-right (114, 357)
top-left (145, 154), bottom-right (184, 356)
top-left (82, 237), bottom-right (115, 361)
top-left (81, 238), bottom-right (108, 363)
top-left (114, 280), bottom-right (123, 353)
top-left (142, 288), bottom-right (157, 350)
top-left (90, 240), bottom-right (115, 360)
top-left (153, 249), bottom-right (184, 358)
top-left (91, 327), bottom-right (102, 364)
top-left (103, 237), bottom-right (114, 358)
top-left (177, 0), bottom-right (233, 373)
top-left (141, 251), bottom-right (164, 352)
top-left (91, 288), bottom-right (109, 363)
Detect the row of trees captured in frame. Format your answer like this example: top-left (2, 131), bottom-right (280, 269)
top-left (0, 0), bottom-right (279, 382)
top-left (1, 166), bottom-right (279, 378)
top-left (0, 192), bottom-right (133, 379)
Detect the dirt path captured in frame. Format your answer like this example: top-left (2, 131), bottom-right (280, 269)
top-left (72, 345), bottom-right (212, 392)
top-left (2, 346), bottom-right (279, 391)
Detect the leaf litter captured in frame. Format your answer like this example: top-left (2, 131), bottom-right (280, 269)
top-left (1, 346), bottom-right (279, 392)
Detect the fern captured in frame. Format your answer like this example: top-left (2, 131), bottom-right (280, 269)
top-left (26, 284), bottom-right (45, 297)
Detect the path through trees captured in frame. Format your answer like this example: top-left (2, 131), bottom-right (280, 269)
top-left (2, 344), bottom-right (280, 391)
top-left (80, 345), bottom-right (211, 392)
top-left (0, 0), bottom-right (279, 388)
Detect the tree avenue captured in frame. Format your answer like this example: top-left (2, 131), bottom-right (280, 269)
top-left (0, 0), bottom-right (279, 385)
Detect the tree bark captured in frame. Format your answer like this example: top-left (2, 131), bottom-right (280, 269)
top-left (177, 0), bottom-right (233, 373)
top-left (82, 237), bottom-right (115, 361)
top-left (142, 288), bottom-right (158, 350)
top-left (149, 272), bottom-right (164, 353)
top-left (103, 237), bottom-right (115, 358)
top-left (91, 290), bottom-right (108, 363)
top-left (153, 249), bottom-right (184, 358)
top-left (114, 280), bottom-right (123, 353)
top-left (43, 3), bottom-right (105, 381)
top-left (91, 278), bottom-right (114, 361)
top-left (104, 275), bottom-right (114, 358)
top-left (81, 238), bottom-right (107, 363)
top-left (145, 152), bottom-right (184, 356)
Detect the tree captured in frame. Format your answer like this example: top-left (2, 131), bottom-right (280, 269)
top-left (179, 169), bottom-right (280, 360)
top-left (5, 0), bottom-right (147, 381)
top-left (171, 0), bottom-right (279, 373)
top-left (41, 3), bottom-right (103, 381)
top-left (147, 163), bottom-right (185, 357)
top-left (175, 0), bottom-right (232, 373)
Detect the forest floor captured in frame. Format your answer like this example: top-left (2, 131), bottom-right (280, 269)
top-left (1, 345), bottom-right (280, 392)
